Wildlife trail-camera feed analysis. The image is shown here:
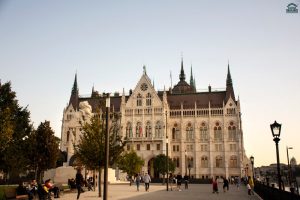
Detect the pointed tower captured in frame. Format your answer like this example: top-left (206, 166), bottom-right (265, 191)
top-left (179, 58), bottom-right (186, 81)
top-left (225, 63), bottom-right (236, 102)
top-left (172, 58), bottom-right (194, 94)
top-left (69, 73), bottom-right (79, 110)
top-left (190, 65), bottom-right (196, 92)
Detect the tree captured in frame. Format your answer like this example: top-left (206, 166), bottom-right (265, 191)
top-left (0, 81), bottom-right (33, 181)
top-left (117, 150), bottom-right (145, 178)
top-left (153, 154), bottom-right (175, 183)
top-left (26, 121), bottom-right (60, 182)
top-left (74, 110), bottom-right (126, 197)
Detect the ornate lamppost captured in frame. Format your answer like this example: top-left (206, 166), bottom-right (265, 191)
top-left (188, 163), bottom-right (191, 178)
top-left (165, 110), bottom-right (169, 191)
top-left (104, 94), bottom-right (110, 200)
top-left (250, 156), bottom-right (254, 181)
top-left (270, 120), bottom-right (282, 190)
top-left (286, 146), bottom-right (293, 186)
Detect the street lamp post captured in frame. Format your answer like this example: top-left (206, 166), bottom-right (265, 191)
top-left (188, 163), bottom-right (191, 178)
top-left (103, 94), bottom-right (110, 200)
top-left (286, 146), bottom-right (293, 186)
top-left (185, 150), bottom-right (187, 175)
top-left (165, 110), bottom-right (169, 191)
top-left (270, 120), bottom-right (282, 191)
top-left (250, 156), bottom-right (254, 181)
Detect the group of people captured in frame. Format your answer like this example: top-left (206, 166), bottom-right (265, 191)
top-left (133, 172), bottom-right (191, 192)
top-left (168, 173), bottom-right (190, 191)
top-left (212, 176), bottom-right (254, 196)
top-left (15, 180), bottom-right (37, 200)
top-left (15, 178), bottom-right (60, 200)
top-left (133, 173), bottom-right (151, 192)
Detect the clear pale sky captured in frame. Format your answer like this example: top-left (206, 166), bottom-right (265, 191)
top-left (1, 0), bottom-right (299, 167)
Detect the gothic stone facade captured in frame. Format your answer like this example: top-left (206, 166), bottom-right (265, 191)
top-left (60, 61), bottom-right (248, 179)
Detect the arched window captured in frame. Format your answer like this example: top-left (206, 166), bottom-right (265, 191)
top-left (229, 155), bottom-right (238, 168)
top-left (145, 121), bottom-right (152, 138)
top-left (216, 156), bottom-right (223, 168)
top-left (214, 122), bottom-right (222, 142)
top-left (186, 122), bottom-right (194, 141)
top-left (200, 122), bottom-right (208, 142)
top-left (172, 123), bottom-right (180, 140)
top-left (67, 131), bottom-right (70, 142)
top-left (155, 121), bottom-right (162, 138)
top-left (228, 122), bottom-right (237, 141)
top-left (137, 94), bottom-right (142, 106)
top-left (146, 93), bottom-right (152, 106)
top-left (126, 122), bottom-right (133, 138)
top-left (188, 157), bottom-right (194, 168)
top-left (136, 122), bottom-right (142, 137)
top-left (173, 157), bottom-right (180, 168)
top-left (201, 156), bottom-right (208, 168)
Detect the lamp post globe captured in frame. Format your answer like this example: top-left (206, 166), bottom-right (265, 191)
top-left (250, 156), bottom-right (254, 180)
top-left (270, 120), bottom-right (282, 191)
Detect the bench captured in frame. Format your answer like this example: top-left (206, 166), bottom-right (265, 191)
top-left (4, 187), bottom-right (29, 200)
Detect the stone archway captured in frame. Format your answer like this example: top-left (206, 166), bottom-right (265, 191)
top-left (69, 155), bottom-right (78, 166)
top-left (147, 158), bottom-right (159, 178)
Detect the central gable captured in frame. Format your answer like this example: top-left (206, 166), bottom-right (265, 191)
top-left (125, 72), bottom-right (163, 108)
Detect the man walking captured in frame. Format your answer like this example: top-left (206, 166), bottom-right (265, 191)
top-left (76, 168), bottom-right (84, 199)
top-left (143, 173), bottom-right (151, 192)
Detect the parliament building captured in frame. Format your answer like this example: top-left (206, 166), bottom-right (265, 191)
top-left (60, 60), bottom-right (249, 179)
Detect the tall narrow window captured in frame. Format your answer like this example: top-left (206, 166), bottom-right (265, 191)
top-left (155, 121), bottom-right (162, 138)
top-left (146, 93), bottom-right (152, 106)
top-left (201, 156), bottom-right (208, 168)
top-left (228, 122), bottom-right (237, 141)
top-left (172, 123), bottom-right (180, 140)
top-left (137, 94), bottom-right (142, 106)
top-left (145, 121), bottom-right (152, 138)
top-left (216, 156), bottom-right (223, 168)
top-left (126, 122), bottom-right (133, 138)
top-left (214, 122), bottom-right (222, 141)
top-left (186, 123), bottom-right (194, 141)
top-left (67, 131), bottom-right (70, 142)
top-left (200, 122), bottom-right (208, 142)
top-left (136, 122), bottom-right (142, 138)
top-left (229, 155), bottom-right (238, 168)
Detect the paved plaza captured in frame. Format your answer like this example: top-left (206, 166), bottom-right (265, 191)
top-left (61, 183), bottom-right (262, 200)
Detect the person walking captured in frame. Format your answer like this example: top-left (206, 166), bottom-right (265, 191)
top-left (176, 173), bottom-right (183, 191)
top-left (223, 177), bottom-right (229, 192)
top-left (135, 174), bottom-right (142, 191)
top-left (212, 177), bottom-right (219, 194)
top-left (76, 168), bottom-right (84, 200)
top-left (143, 173), bottom-right (151, 192)
top-left (183, 174), bottom-right (189, 189)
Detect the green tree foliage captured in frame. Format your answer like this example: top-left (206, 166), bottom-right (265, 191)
top-left (117, 150), bottom-right (145, 177)
top-left (153, 154), bottom-right (175, 176)
top-left (26, 121), bottom-right (60, 182)
top-left (0, 81), bottom-right (33, 180)
top-left (74, 112), bottom-right (126, 169)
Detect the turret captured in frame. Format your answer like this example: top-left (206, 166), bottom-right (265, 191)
top-left (225, 63), bottom-right (236, 102)
top-left (69, 73), bottom-right (79, 110)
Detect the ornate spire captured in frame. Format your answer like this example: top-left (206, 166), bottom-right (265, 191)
top-left (179, 58), bottom-right (186, 81)
top-left (226, 63), bottom-right (233, 87)
top-left (72, 73), bottom-right (78, 95)
top-left (226, 62), bottom-right (235, 102)
top-left (193, 77), bottom-right (196, 92)
top-left (69, 73), bottom-right (79, 110)
top-left (190, 65), bottom-right (194, 88)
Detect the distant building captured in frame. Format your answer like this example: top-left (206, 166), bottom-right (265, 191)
top-left (60, 59), bottom-right (249, 179)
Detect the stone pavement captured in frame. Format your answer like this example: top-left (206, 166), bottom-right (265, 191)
top-left (60, 183), bottom-right (262, 200)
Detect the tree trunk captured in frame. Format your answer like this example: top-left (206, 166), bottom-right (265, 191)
top-left (98, 167), bottom-right (102, 197)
